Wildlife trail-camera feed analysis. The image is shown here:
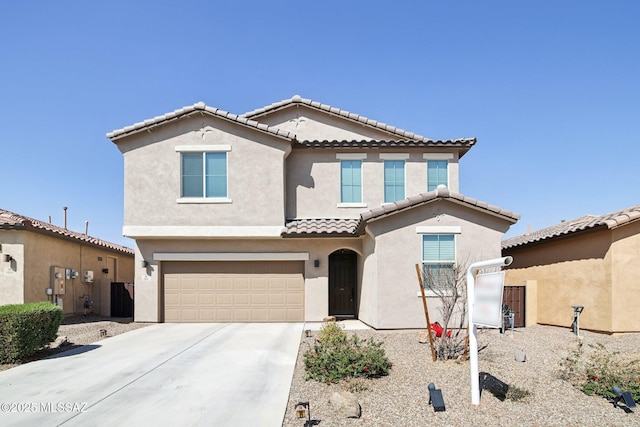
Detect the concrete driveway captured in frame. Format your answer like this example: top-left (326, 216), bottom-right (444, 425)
top-left (0, 323), bottom-right (303, 427)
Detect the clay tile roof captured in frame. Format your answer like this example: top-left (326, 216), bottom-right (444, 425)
top-left (502, 203), bottom-right (640, 250)
top-left (106, 102), bottom-right (296, 142)
top-left (283, 218), bottom-right (361, 237)
top-left (242, 95), bottom-right (474, 147)
top-left (0, 208), bottom-right (134, 254)
top-left (296, 139), bottom-right (476, 151)
top-left (283, 189), bottom-right (519, 237)
top-left (359, 187), bottom-right (520, 226)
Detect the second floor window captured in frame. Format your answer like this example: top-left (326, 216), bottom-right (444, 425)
top-left (384, 160), bottom-right (405, 203)
top-left (181, 152), bottom-right (227, 198)
top-left (340, 160), bottom-right (362, 203)
top-left (427, 160), bottom-right (448, 191)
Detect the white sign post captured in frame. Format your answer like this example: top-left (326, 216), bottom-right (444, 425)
top-left (466, 256), bottom-right (513, 405)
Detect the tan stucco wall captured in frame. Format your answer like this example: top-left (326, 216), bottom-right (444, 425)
top-left (0, 229), bottom-right (134, 316)
top-left (249, 105), bottom-right (411, 142)
top-left (116, 115), bottom-right (291, 229)
top-left (610, 221), bottom-right (640, 332)
top-left (363, 201), bottom-right (512, 329)
top-left (133, 237), bottom-right (364, 323)
top-left (0, 233), bottom-right (25, 304)
top-left (504, 230), bottom-right (617, 332)
top-left (286, 149), bottom-right (460, 219)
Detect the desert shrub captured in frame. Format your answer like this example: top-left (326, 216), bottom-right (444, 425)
top-left (304, 322), bottom-right (391, 384)
top-left (0, 302), bottom-right (63, 363)
top-left (561, 341), bottom-right (640, 401)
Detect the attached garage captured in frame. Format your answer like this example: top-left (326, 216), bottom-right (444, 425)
top-left (163, 261), bottom-right (304, 322)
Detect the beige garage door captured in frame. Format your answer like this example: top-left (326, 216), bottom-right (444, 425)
top-left (163, 261), bottom-right (304, 322)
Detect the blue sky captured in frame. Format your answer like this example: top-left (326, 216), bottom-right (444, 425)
top-left (1, 1), bottom-right (638, 247)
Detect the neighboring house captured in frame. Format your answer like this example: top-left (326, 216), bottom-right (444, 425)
top-left (0, 209), bottom-right (134, 316)
top-left (107, 95), bottom-right (519, 329)
top-left (502, 204), bottom-right (640, 333)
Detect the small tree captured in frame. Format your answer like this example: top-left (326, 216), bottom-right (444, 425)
top-left (421, 259), bottom-right (469, 360)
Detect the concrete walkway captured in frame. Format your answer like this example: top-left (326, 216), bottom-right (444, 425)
top-left (0, 323), bottom-right (303, 427)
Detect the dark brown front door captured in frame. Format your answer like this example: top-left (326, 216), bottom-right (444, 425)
top-left (329, 249), bottom-right (357, 318)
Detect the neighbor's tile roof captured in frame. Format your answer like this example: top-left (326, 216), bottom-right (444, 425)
top-left (106, 102), bottom-right (296, 141)
top-left (283, 218), bottom-right (361, 236)
top-left (283, 188), bottom-right (520, 237)
top-left (243, 95), bottom-right (473, 147)
top-left (295, 139), bottom-right (476, 150)
top-left (0, 209), bottom-right (134, 254)
top-left (502, 204), bottom-right (640, 250)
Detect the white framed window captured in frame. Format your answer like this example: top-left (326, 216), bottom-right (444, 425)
top-left (383, 160), bottom-right (405, 203)
top-left (421, 234), bottom-right (455, 291)
top-left (176, 146), bottom-right (231, 202)
top-left (424, 153), bottom-right (452, 191)
top-left (340, 159), bottom-right (362, 203)
top-left (427, 160), bottom-right (448, 191)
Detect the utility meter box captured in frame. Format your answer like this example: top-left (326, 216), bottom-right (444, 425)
top-left (51, 266), bottom-right (66, 295)
top-left (84, 270), bottom-right (94, 283)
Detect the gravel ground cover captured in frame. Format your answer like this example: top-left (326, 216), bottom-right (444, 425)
top-left (284, 324), bottom-right (640, 426)
top-left (0, 314), bottom-right (150, 371)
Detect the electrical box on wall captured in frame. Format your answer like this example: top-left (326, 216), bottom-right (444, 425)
top-left (84, 270), bottom-right (94, 283)
top-left (51, 266), bottom-right (66, 295)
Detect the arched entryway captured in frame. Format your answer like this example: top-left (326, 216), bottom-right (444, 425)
top-left (329, 249), bottom-right (357, 318)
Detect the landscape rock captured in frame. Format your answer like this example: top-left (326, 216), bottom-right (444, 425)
top-left (329, 390), bottom-right (361, 418)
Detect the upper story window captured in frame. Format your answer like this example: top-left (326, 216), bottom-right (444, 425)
top-left (383, 160), bottom-right (405, 203)
top-left (176, 145), bottom-right (231, 203)
top-left (427, 160), bottom-right (448, 191)
top-left (336, 154), bottom-right (366, 206)
top-left (340, 160), bottom-right (362, 203)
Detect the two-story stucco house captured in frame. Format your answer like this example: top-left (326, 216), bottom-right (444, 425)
top-left (107, 95), bottom-right (519, 329)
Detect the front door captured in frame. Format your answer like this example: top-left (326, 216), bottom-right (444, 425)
top-left (329, 249), bottom-right (357, 318)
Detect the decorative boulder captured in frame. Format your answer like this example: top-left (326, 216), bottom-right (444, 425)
top-left (330, 390), bottom-right (361, 418)
top-left (514, 349), bottom-right (527, 362)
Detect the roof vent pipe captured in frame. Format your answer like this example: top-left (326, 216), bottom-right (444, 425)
top-left (63, 206), bottom-right (68, 229)
top-left (85, 221), bottom-right (89, 235)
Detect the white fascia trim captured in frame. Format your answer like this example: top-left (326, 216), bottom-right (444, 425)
top-left (175, 145), bottom-right (232, 152)
top-left (153, 252), bottom-right (310, 261)
top-left (380, 153), bottom-right (410, 160)
top-left (423, 153), bottom-right (454, 160)
top-left (123, 225), bottom-right (285, 238)
top-left (416, 226), bottom-right (462, 234)
top-left (337, 203), bottom-right (368, 208)
top-left (176, 197), bottom-right (232, 204)
top-left (336, 153), bottom-right (367, 160)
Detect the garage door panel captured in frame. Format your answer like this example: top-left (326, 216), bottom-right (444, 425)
top-left (164, 261), bottom-right (304, 323)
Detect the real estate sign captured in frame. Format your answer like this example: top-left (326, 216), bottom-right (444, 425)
top-left (471, 271), bottom-right (505, 328)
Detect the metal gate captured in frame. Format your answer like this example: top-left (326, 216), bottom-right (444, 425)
top-left (502, 286), bottom-right (525, 327)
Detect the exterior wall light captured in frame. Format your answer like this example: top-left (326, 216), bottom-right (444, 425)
top-left (141, 260), bottom-right (149, 268)
top-left (4, 254), bottom-right (13, 262)
top-left (313, 259), bottom-right (320, 268)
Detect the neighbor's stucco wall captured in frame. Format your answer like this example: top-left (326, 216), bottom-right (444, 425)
top-left (286, 149), bottom-right (460, 219)
top-left (363, 201), bottom-right (512, 329)
top-left (0, 229), bottom-right (134, 316)
top-left (0, 232), bottom-right (25, 304)
top-left (116, 115), bottom-right (291, 231)
top-left (504, 230), bottom-right (614, 332)
top-left (610, 221), bottom-right (640, 332)
top-left (133, 237), bottom-right (364, 323)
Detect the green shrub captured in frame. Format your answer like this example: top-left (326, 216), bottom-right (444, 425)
top-left (0, 302), bottom-right (63, 363)
top-left (303, 322), bottom-right (391, 384)
top-left (580, 343), bottom-right (640, 400)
